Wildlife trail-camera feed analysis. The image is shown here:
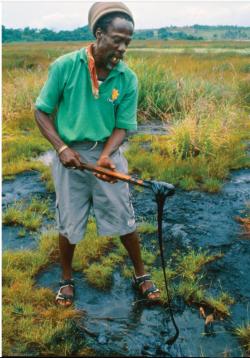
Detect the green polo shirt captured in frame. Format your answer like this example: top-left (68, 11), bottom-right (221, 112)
top-left (35, 47), bottom-right (138, 144)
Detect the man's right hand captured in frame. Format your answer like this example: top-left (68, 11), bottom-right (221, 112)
top-left (58, 148), bottom-right (82, 169)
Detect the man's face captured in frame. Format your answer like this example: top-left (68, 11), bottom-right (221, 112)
top-left (96, 17), bottom-right (133, 70)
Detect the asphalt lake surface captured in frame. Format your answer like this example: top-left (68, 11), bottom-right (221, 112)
top-left (2, 167), bottom-right (250, 357)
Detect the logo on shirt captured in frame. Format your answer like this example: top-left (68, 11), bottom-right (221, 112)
top-left (108, 88), bottom-right (119, 103)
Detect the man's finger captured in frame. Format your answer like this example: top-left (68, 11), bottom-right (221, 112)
top-left (95, 173), bottom-right (117, 183)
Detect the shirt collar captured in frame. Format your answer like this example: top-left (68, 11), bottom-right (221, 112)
top-left (79, 47), bottom-right (126, 73)
top-left (79, 47), bottom-right (88, 63)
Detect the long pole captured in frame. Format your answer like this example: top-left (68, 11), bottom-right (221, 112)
top-left (79, 161), bottom-right (152, 189)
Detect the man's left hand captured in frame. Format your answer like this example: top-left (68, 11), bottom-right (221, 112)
top-left (95, 155), bottom-right (118, 183)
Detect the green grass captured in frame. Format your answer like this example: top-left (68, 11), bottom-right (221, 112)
top-left (179, 176), bottom-right (198, 190)
top-left (3, 43), bottom-right (250, 190)
top-left (137, 221), bottom-right (157, 234)
top-left (2, 229), bottom-right (87, 356)
top-left (235, 322), bottom-right (250, 355)
top-left (202, 178), bottom-right (222, 192)
top-left (3, 197), bottom-right (53, 231)
top-left (3, 216), bottom-right (235, 356)
top-left (206, 293), bottom-right (234, 316)
top-left (125, 104), bottom-right (250, 191)
top-left (150, 249), bottom-right (233, 317)
top-left (2, 41), bottom-right (247, 354)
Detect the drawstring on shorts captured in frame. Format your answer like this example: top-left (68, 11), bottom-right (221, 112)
top-left (88, 141), bottom-right (98, 151)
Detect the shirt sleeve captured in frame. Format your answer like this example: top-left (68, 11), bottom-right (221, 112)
top-left (35, 61), bottom-right (62, 114)
top-left (115, 75), bottom-right (138, 131)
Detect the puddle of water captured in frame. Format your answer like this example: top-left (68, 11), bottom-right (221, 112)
top-left (2, 171), bottom-right (55, 251)
top-left (2, 171), bottom-right (48, 207)
top-left (36, 264), bottom-right (243, 357)
top-left (133, 169), bottom-right (250, 249)
top-left (136, 123), bottom-right (170, 135)
top-left (2, 225), bottom-right (38, 251)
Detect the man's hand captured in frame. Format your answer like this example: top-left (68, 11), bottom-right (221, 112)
top-left (95, 155), bottom-right (117, 184)
top-left (59, 148), bottom-right (82, 169)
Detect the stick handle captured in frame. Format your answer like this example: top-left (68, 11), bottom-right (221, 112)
top-left (79, 161), bottom-right (150, 188)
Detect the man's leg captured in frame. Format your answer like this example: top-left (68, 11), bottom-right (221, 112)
top-left (120, 231), bottom-right (160, 300)
top-left (57, 233), bottom-right (76, 306)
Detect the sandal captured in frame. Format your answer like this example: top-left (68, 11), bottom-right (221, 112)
top-left (55, 279), bottom-right (75, 307)
top-left (132, 273), bottom-right (161, 303)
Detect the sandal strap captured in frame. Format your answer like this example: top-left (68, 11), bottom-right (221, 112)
top-left (56, 292), bottom-right (74, 301)
top-left (59, 284), bottom-right (74, 292)
top-left (133, 274), bottom-right (151, 287)
top-left (59, 279), bottom-right (75, 287)
top-left (132, 274), bottom-right (161, 300)
top-left (143, 284), bottom-right (160, 298)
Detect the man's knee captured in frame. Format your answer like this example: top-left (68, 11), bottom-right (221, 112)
top-left (120, 230), bottom-right (138, 241)
top-left (59, 233), bottom-right (76, 247)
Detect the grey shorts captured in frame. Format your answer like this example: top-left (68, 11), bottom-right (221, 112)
top-left (52, 141), bottom-right (136, 244)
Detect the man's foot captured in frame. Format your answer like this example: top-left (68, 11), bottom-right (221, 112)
top-left (132, 274), bottom-right (161, 302)
top-left (55, 279), bottom-right (75, 307)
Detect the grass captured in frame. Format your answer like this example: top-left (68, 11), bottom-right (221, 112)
top-left (174, 249), bottom-right (224, 281)
top-left (150, 249), bottom-right (233, 317)
top-left (2, 42), bottom-right (250, 191)
top-left (2, 229), bottom-right (88, 356)
top-left (73, 219), bottom-right (128, 288)
top-left (3, 215), bottom-right (237, 355)
top-left (235, 322), bottom-right (250, 355)
top-left (2, 40), bottom-right (249, 354)
top-left (137, 221), bottom-right (157, 234)
top-left (125, 104), bottom-right (250, 192)
top-left (3, 197), bottom-right (53, 231)
top-left (2, 217), bottom-right (159, 354)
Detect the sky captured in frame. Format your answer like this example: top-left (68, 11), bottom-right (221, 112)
top-left (2, 1), bottom-right (250, 31)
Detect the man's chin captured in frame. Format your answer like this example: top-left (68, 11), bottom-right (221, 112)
top-left (106, 62), bottom-right (118, 70)
top-left (106, 57), bottom-right (121, 70)
top-left (106, 63), bottom-right (114, 70)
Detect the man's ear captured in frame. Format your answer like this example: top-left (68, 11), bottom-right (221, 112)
top-left (95, 28), bottom-right (102, 39)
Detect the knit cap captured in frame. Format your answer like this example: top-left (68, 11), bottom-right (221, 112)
top-left (88, 2), bottom-right (134, 35)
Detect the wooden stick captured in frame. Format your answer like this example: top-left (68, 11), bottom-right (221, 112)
top-left (78, 161), bottom-right (151, 188)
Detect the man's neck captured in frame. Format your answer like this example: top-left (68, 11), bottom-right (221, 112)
top-left (92, 44), bottom-right (110, 80)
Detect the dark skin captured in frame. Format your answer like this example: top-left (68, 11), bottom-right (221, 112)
top-left (35, 16), bottom-right (160, 306)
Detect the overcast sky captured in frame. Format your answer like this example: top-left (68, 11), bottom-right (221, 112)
top-left (2, 1), bottom-right (250, 31)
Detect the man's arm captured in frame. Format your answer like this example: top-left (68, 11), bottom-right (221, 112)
top-left (96, 128), bottom-right (126, 182)
top-left (99, 128), bottom-right (126, 159)
top-left (34, 109), bottom-right (82, 168)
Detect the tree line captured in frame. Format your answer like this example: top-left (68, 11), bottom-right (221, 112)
top-left (2, 25), bottom-right (250, 42)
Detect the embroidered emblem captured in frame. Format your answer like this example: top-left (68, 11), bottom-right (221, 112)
top-left (108, 88), bottom-right (119, 103)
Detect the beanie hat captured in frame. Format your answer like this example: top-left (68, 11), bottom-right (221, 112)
top-left (88, 2), bottom-right (134, 35)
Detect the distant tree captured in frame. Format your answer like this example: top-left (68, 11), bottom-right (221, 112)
top-left (158, 27), bottom-right (170, 39)
top-left (2, 24), bottom-right (250, 43)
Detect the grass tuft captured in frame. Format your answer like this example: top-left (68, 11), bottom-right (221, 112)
top-left (3, 197), bottom-right (52, 231)
top-left (235, 322), bottom-right (250, 355)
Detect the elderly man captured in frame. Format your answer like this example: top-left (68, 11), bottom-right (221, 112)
top-left (35, 2), bottom-right (160, 306)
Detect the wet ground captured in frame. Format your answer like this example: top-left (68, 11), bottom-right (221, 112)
top-left (2, 171), bottom-right (55, 251)
top-left (2, 167), bottom-right (250, 357)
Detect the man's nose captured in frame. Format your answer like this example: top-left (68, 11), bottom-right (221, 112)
top-left (118, 42), bottom-right (126, 54)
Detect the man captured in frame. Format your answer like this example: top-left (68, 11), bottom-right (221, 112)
top-left (35, 2), bottom-right (160, 307)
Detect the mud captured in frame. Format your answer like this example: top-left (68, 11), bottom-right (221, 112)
top-left (2, 168), bottom-right (250, 357)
